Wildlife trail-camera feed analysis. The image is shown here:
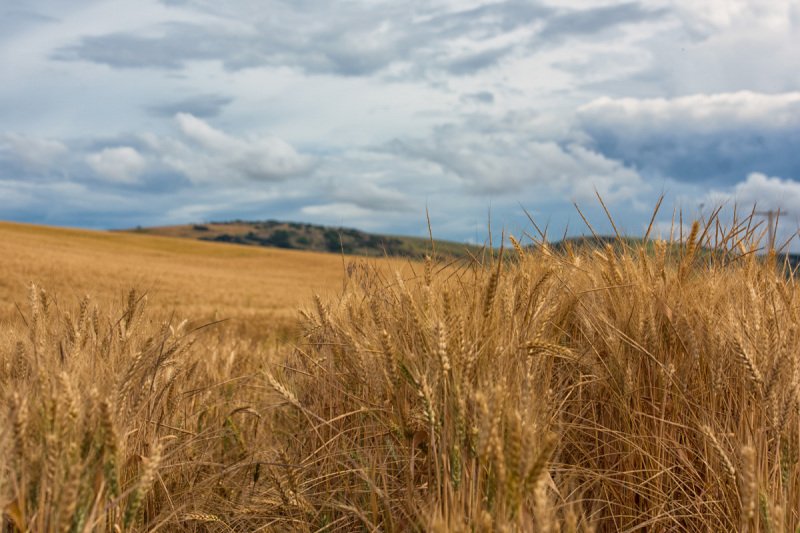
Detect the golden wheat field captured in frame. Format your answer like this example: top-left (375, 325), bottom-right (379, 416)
top-left (0, 221), bottom-right (367, 338)
top-left (2, 216), bottom-right (800, 532)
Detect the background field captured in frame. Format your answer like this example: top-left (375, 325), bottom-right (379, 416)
top-left (0, 221), bottom-right (397, 337)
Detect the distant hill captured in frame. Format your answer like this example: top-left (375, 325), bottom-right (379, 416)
top-left (123, 221), bottom-right (800, 268)
top-left (125, 220), bottom-right (485, 259)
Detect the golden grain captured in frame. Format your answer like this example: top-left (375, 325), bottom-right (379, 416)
top-left (3, 214), bottom-right (800, 531)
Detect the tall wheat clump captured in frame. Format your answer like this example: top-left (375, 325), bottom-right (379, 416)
top-left (0, 287), bottom-right (275, 531)
top-left (3, 211), bottom-right (800, 531)
top-left (264, 216), bottom-right (800, 531)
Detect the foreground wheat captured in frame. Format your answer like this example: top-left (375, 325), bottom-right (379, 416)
top-left (271, 225), bottom-right (800, 532)
top-left (3, 217), bottom-right (800, 531)
top-left (0, 288), bottom-right (274, 531)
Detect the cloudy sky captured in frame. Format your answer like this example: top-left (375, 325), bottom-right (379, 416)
top-left (2, 0), bottom-right (799, 245)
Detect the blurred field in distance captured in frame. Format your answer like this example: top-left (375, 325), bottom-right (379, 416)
top-left (0, 221), bottom-right (378, 336)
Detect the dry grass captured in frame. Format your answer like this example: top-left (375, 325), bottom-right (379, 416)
top-left (2, 213), bottom-right (800, 531)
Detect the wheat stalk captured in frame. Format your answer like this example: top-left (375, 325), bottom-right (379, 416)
top-left (123, 441), bottom-right (163, 528)
top-left (266, 371), bottom-right (303, 410)
top-left (740, 445), bottom-right (757, 521)
top-left (701, 424), bottom-right (736, 485)
top-left (733, 338), bottom-right (764, 392)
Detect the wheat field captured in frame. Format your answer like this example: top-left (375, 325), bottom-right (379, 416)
top-left (0, 221), bottom-right (366, 339)
top-left (2, 216), bottom-right (799, 531)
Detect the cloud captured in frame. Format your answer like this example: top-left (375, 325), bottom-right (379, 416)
top-left (577, 91), bottom-right (800, 183)
top-left (5, 0), bottom-right (797, 244)
top-left (306, 147), bottom-right (451, 218)
top-left (670, 0), bottom-right (797, 38)
top-left (327, 180), bottom-right (414, 212)
top-left (297, 200), bottom-right (422, 233)
top-left (537, 2), bottom-right (667, 41)
top-left (161, 187), bottom-right (304, 223)
top-left (86, 147), bottom-right (147, 184)
top-left (698, 172), bottom-right (800, 249)
top-left (0, 133), bottom-right (68, 172)
top-left (54, 30), bottom-right (187, 69)
top-left (0, 171), bottom-right (314, 230)
top-left (167, 113), bottom-right (314, 181)
top-left (444, 46), bottom-right (514, 75)
top-left (0, 177), bottom-right (164, 228)
top-left (147, 93), bottom-right (232, 118)
top-left (384, 124), bottom-right (643, 202)
top-left (142, 113), bottom-right (314, 184)
top-left (51, 1), bottom-right (666, 79)
top-left (706, 172), bottom-right (800, 211)
top-left (175, 113), bottom-right (232, 149)
top-left (0, 8), bottom-right (57, 41)
top-left (604, 3), bottom-right (800, 96)
top-left (579, 91), bottom-right (800, 132)
top-left (1, 116), bottom-right (316, 218)
top-left (300, 202), bottom-right (377, 219)
top-left (461, 91), bottom-right (495, 104)
top-left (52, 11), bottom-right (520, 76)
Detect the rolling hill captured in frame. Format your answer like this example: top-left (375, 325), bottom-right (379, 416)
top-left (124, 219), bottom-right (484, 259)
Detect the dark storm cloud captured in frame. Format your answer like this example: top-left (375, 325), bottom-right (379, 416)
top-left (147, 94), bottom-right (233, 118)
top-left (588, 130), bottom-right (800, 185)
top-left (52, 1), bottom-right (664, 78)
top-left (577, 93), bottom-right (800, 184)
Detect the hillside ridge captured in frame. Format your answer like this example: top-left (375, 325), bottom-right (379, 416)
top-left (125, 219), bottom-right (485, 259)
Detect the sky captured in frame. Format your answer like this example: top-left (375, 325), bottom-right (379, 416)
top-left (1, 0), bottom-right (799, 246)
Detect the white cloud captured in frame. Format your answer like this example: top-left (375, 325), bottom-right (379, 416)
top-left (301, 202), bottom-right (376, 219)
top-left (562, 144), bottom-right (644, 202)
top-left (298, 200), bottom-right (420, 233)
top-left (578, 91), bottom-right (800, 135)
top-left (699, 172), bottom-right (800, 250)
top-left (162, 188), bottom-right (292, 223)
top-left (176, 113), bottom-right (233, 148)
top-left (85, 146), bottom-right (146, 183)
top-left (670, 0), bottom-right (797, 36)
top-left (0, 133), bottom-right (67, 171)
top-left (387, 126), bottom-right (644, 202)
top-left (707, 172), bottom-right (800, 211)
top-left (0, 177), bottom-right (151, 225)
top-left (328, 180), bottom-right (414, 212)
top-left (158, 113), bottom-right (314, 183)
